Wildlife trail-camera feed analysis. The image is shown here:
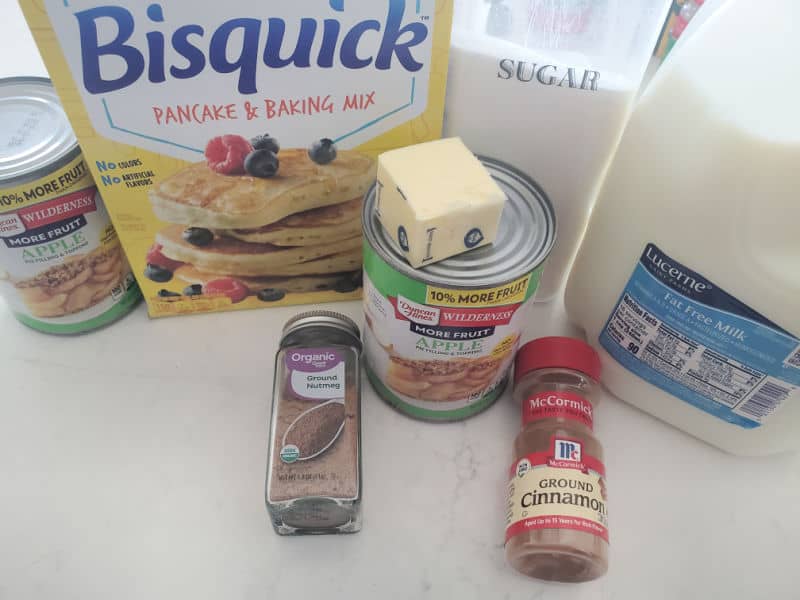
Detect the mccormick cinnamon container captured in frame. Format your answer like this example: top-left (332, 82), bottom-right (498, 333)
top-left (0, 77), bottom-right (140, 333)
top-left (506, 337), bottom-right (609, 582)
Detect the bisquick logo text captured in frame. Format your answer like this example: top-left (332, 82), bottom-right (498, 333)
top-left (75, 0), bottom-right (430, 95)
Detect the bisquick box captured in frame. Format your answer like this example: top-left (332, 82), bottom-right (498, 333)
top-left (19, 0), bottom-right (453, 316)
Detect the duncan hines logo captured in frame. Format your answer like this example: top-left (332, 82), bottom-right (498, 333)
top-left (46, 0), bottom-right (436, 159)
top-left (642, 244), bottom-right (711, 295)
top-left (396, 295), bottom-right (440, 325)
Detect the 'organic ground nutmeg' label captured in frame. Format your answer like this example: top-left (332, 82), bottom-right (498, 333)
top-left (269, 347), bottom-right (358, 502)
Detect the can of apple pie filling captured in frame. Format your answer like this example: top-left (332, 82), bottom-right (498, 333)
top-left (362, 157), bottom-right (556, 421)
top-left (0, 77), bottom-right (141, 334)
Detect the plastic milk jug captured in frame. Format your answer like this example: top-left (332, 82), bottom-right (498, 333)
top-left (565, 0), bottom-right (800, 455)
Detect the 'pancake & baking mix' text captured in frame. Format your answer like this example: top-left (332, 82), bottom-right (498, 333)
top-left (19, 0), bottom-right (453, 316)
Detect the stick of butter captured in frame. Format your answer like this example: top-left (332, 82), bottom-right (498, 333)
top-left (375, 137), bottom-right (506, 268)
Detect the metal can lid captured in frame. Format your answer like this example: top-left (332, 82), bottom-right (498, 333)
top-left (362, 156), bottom-right (556, 289)
top-left (0, 77), bottom-right (80, 186)
top-left (282, 310), bottom-right (361, 344)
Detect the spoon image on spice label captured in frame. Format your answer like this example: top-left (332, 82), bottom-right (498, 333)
top-left (281, 399), bottom-right (346, 462)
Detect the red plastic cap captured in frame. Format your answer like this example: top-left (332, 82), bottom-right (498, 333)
top-left (514, 336), bottom-right (601, 383)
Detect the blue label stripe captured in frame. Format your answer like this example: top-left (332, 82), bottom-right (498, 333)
top-left (637, 262), bottom-right (799, 344)
top-left (640, 243), bottom-right (789, 333)
top-left (101, 99), bottom-right (204, 154)
top-left (600, 244), bottom-right (799, 430)
top-left (628, 264), bottom-right (800, 375)
top-left (600, 328), bottom-right (760, 429)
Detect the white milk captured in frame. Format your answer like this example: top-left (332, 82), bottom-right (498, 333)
top-left (443, 0), bottom-right (667, 302)
top-left (565, 0), bottom-right (800, 455)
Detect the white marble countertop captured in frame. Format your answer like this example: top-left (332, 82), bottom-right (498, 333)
top-left (2, 4), bottom-right (800, 599)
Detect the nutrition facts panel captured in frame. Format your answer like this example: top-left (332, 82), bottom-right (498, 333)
top-left (603, 292), bottom-right (796, 425)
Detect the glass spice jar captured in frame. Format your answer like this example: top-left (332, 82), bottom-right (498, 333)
top-left (266, 310), bottom-right (362, 535)
top-left (506, 337), bottom-right (609, 582)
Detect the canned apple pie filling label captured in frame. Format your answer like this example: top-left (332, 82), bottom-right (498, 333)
top-left (362, 241), bottom-right (544, 420)
top-left (0, 155), bottom-right (138, 332)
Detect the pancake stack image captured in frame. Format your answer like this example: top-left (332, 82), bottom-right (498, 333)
top-left (143, 136), bottom-right (375, 305)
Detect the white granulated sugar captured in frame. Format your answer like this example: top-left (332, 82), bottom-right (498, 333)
top-left (444, 9), bottom-right (639, 301)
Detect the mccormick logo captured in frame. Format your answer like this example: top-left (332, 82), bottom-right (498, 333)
top-left (46, 0), bottom-right (437, 159)
top-left (554, 438), bottom-right (582, 462)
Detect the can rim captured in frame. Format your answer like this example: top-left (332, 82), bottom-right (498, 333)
top-left (0, 76), bottom-right (81, 188)
top-left (362, 156), bottom-right (556, 289)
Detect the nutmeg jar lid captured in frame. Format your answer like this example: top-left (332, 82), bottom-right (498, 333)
top-left (0, 77), bottom-right (80, 186)
top-left (281, 310), bottom-right (362, 348)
